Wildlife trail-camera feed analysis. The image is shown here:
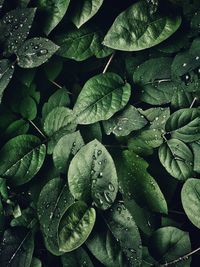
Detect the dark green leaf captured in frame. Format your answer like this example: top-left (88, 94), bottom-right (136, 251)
top-left (0, 134), bottom-right (46, 186)
top-left (103, 1), bottom-right (181, 51)
top-left (73, 73), bottom-right (131, 124)
top-left (16, 37), bottom-right (59, 68)
top-left (159, 139), bottom-right (194, 180)
top-left (58, 201), bottom-right (96, 252)
top-left (38, 0), bottom-right (70, 35)
top-left (68, 139), bottom-right (118, 210)
top-left (181, 178), bottom-right (200, 229)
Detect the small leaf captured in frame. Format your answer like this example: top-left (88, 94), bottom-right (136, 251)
top-left (38, 0), bottom-right (70, 35)
top-left (16, 37), bottom-right (59, 68)
top-left (118, 150), bottom-right (168, 214)
top-left (19, 96), bottom-right (37, 120)
top-left (165, 108), bottom-right (200, 142)
top-left (68, 139), bottom-right (118, 210)
top-left (58, 201), bottom-right (96, 252)
top-left (103, 0), bottom-right (181, 51)
top-left (71, 0), bottom-right (104, 28)
top-left (73, 72), bottom-right (131, 124)
top-left (149, 226), bottom-right (191, 266)
top-left (0, 228), bottom-right (34, 267)
top-left (181, 178), bottom-right (200, 229)
top-left (30, 257), bottom-right (42, 267)
top-left (61, 247), bottom-right (94, 267)
top-left (0, 134), bottom-right (46, 186)
top-left (103, 105), bottom-right (148, 136)
top-left (1, 8), bottom-right (36, 54)
top-left (105, 202), bottom-right (142, 267)
top-left (37, 178), bottom-right (74, 255)
top-left (0, 59), bottom-right (15, 103)
top-left (42, 88), bottom-right (70, 122)
top-left (53, 131), bottom-right (84, 173)
top-left (159, 139), bottom-right (194, 180)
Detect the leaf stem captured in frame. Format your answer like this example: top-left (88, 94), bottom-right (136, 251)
top-left (104, 144), bottom-right (128, 149)
top-left (102, 52), bottom-right (115, 74)
top-left (159, 247), bottom-right (200, 266)
top-left (28, 120), bottom-right (46, 139)
top-left (190, 97), bottom-right (197, 108)
top-left (50, 80), bottom-right (62, 89)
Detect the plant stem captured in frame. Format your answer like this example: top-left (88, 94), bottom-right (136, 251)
top-left (104, 144), bottom-right (128, 149)
top-left (190, 97), bottom-right (197, 108)
top-left (29, 120), bottom-right (46, 139)
top-left (50, 80), bottom-right (62, 89)
top-left (168, 209), bottom-right (185, 215)
top-left (103, 53), bottom-right (115, 74)
top-left (159, 247), bottom-right (200, 266)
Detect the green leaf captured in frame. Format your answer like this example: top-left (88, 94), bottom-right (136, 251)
top-left (56, 26), bottom-right (112, 61)
top-left (133, 57), bottom-right (175, 105)
top-left (0, 134), bottom-right (46, 186)
top-left (19, 96), bottom-right (37, 120)
top-left (159, 139), bottom-right (194, 180)
top-left (68, 139), bottom-right (118, 210)
top-left (11, 207), bottom-right (36, 228)
top-left (42, 88), bottom-right (70, 122)
top-left (73, 73), bottom-right (131, 124)
top-left (191, 141), bottom-right (200, 173)
top-left (149, 226), bottom-right (191, 266)
top-left (0, 228), bottom-right (34, 267)
top-left (16, 37), bottom-right (59, 68)
top-left (181, 178), bottom-right (200, 229)
top-left (37, 178), bottom-right (74, 255)
top-left (105, 202), bottom-right (142, 267)
top-left (53, 131), bottom-right (84, 173)
top-left (1, 8), bottom-right (36, 54)
top-left (30, 257), bottom-right (42, 267)
top-left (118, 150), bottom-right (168, 214)
top-left (124, 199), bottom-right (158, 236)
top-left (165, 108), bottom-right (200, 142)
top-left (58, 201), bottom-right (96, 252)
top-left (103, 0), bottom-right (181, 51)
top-left (61, 247), bottom-right (94, 267)
top-left (2, 119), bottom-right (29, 142)
top-left (38, 0), bottom-right (70, 35)
top-left (103, 105), bottom-right (148, 136)
top-left (0, 59), bottom-right (15, 103)
top-left (43, 58), bottom-right (63, 81)
top-left (71, 0), bottom-right (104, 28)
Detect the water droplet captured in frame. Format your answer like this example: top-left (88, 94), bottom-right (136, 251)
top-left (183, 63), bottom-right (187, 67)
top-left (104, 191), bottom-right (112, 204)
top-left (196, 56), bottom-right (200, 60)
top-left (97, 150), bottom-right (102, 156)
top-left (118, 126), bottom-right (122, 131)
top-left (98, 172), bottom-right (103, 178)
top-left (98, 161), bottom-right (102, 165)
top-left (38, 49), bottom-right (48, 56)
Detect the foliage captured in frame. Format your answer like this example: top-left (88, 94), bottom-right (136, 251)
top-left (0, 0), bottom-right (200, 266)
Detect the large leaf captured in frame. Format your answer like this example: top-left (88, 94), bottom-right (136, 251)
top-left (165, 108), bottom-right (200, 143)
top-left (37, 178), bottom-right (74, 255)
top-left (56, 26), bottom-right (112, 61)
top-left (38, 0), bottom-right (70, 35)
top-left (149, 226), bottom-right (191, 266)
top-left (16, 37), bottom-right (59, 68)
top-left (103, 105), bottom-right (148, 136)
top-left (159, 139), bottom-right (194, 181)
top-left (71, 0), bottom-right (104, 28)
top-left (0, 228), bottom-right (34, 267)
top-left (68, 139), bottom-right (118, 210)
top-left (0, 59), bottom-right (15, 102)
top-left (117, 150), bottom-right (168, 214)
top-left (53, 131), bottom-right (84, 173)
top-left (58, 201), bottom-right (96, 252)
top-left (73, 73), bottom-right (131, 124)
top-left (1, 8), bottom-right (36, 54)
top-left (61, 247), bottom-right (94, 267)
top-left (103, 0), bottom-right (181, 51)
top-left (181, 178), bottom-right (200, 229)
top-left (0, 134), bottom-right (46, 186)
top-left (105, 202), bottom-right (142, 267)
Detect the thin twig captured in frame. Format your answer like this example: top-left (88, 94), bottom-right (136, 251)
top-left (103, 53), bottom-right (115, 74)
top-left (190, 97), bottom-right (197, 108)
top-left (50, 80), bottom-right (72, 94)
top-left (159, 247), bottom-right (200, 266)
top-left (29, 120), bottom-right (46, 139)
top-left (168, 209), bottom-right (185, 215)
top-left (104, 144), bottom-right (128, 149)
